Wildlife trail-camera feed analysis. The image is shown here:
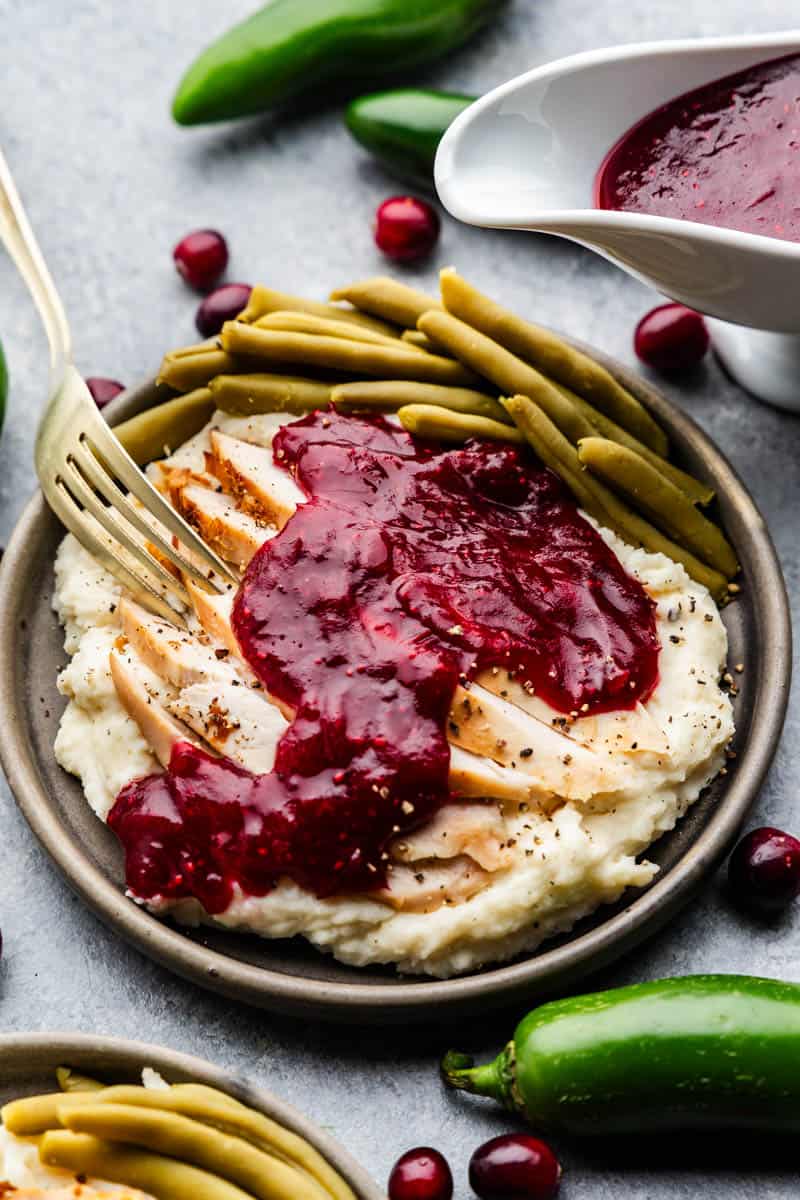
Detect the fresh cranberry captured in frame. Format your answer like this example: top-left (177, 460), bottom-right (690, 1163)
top-left (374, 196), bottom-right (440, 262)
top-left (173, 229), bottom-right (229, 292)
top-left (85, 377), bottom-right (125, 409)
top-left (388, 1148), bottom-right (453, 1200)
top-left (728, 826), bottom-right (800, 914)
top-left (634, 303), bottom-right (709, 372)
top-left (469, 1134), bottom-right (561, 1200)
top-left (195, 283), bottom-right (252, 338)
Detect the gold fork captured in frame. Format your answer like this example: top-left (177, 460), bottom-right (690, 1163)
top-left (0, 147), bottom-right (237, 622)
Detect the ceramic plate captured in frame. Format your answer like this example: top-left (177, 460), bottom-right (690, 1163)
top-left (0, 1032), bottom-right (380, 1198)
top-left (0, 346), bottom-right (790, 1022)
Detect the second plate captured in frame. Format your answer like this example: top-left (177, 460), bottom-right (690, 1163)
top-left (0, 344), bottom-right (789, 1022)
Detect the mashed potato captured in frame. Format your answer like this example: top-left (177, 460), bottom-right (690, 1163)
top-left (52, 413), bottom-right (734, 978)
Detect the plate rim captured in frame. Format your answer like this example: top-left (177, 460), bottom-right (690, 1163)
top-left (0, 351), bottom-right (790, 1022)
top-left (0, 1030), bottom-right (381, 1198)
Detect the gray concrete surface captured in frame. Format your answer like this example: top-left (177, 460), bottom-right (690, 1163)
top-left (1, 1), bottom-right (799, 1195)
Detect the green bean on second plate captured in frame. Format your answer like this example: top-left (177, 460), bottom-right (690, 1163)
top-left (113, 388), bottom-right (215, 465)
top-left (502, 395), bottom-right (727, 598)
top-left (220, 322), bottom-right (480, 387)
top-left (331, 381), bottom-right (508, 422)
top-left (209, 374), bottom-right (332, 416)
top-left (577, 437), bottom-right (738, 578)
top-left (440, 267), bottom-right (668, 455)
top-left (398, 403), bottom-right (524, 444)
top-left (238, 284), bottom-right (398, 337)
top-left (330, 277), bottom-right (440, 328)
top-left (255, 310), bottom-right (416, 350)
top-left (418, 309), bottom-right (595, 444)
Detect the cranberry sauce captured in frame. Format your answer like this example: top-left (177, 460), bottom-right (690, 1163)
top-left (109, 410), bottom-right (659, 910)
top-left (596, 53), bottom-right (800, 241)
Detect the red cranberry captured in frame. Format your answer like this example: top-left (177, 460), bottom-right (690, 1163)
top-left (195, 283), bottom-right (253, 338)
top-left (85, 377), bottom-right (125, 409)
top-left (374, 196), bottom-right (440, 262)
top-left (728, 826), bottom-right (800, 914)
top-left (388, 1147), bottom-right (453, 1200)
top-left (469, 1134), bottom-right (561, 1200)
top-left (173, 229), bottom-right (229, 292)
top-left (634, 303), bottom-right (709, 371)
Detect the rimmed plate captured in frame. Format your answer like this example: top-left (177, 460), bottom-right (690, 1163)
top-left (0, 346), bottom-right (790, 1022)
top-left (0, 1031), bottom-right (380, 1198)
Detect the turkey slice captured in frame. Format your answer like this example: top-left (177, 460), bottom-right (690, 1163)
top-left (169, 681), bottom-right (289, 774)
top-left (109, 649), bottom-right (202, 768)
top-left (170, 482), bottom-right (272, 568)
top-left (207, 429), bottom-right (305, 529)
top-left (475, 667), bottom-right (670, 758)
top-left (391, 802), bottom-right (512, 873)
top-left (376, 856), bottom-right (491, 913)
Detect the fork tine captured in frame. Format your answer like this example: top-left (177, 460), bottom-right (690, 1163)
top-left (42, 475), bottom-right (189, 625)
top-left (58, 460), bottom-right (191, 609)
top-left (70, 439), bottom-right (232, 594)
top-left (84, 413), bottom-right (239, 586)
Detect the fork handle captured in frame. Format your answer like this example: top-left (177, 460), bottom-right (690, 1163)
top-left (0, 146), bottom-right (72, 374)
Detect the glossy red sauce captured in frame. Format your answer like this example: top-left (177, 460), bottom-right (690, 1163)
top-left (108, 410), bottom-right (659, 910)
top-left (596, 53), bottom-right (800, 241)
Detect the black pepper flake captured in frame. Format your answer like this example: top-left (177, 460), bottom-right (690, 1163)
top-left (519, 747), bottom-right (533, 759)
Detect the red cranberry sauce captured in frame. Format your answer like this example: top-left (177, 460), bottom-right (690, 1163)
top-left (109, 410), bottom-right (659, 910)
top-left (596, 53), bottom-right (800, 241)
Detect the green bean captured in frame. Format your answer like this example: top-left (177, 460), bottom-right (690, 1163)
top-left (578, 437), bottom-right (738, 578)
top-left (440, 268), bottom-right (668, 455)
top-left (499, 395), bottom-right (609, 517)
top-left (331, 381), bottom-right (509, 423)
top-left (159, 342), bottom-right (240, 392)
top-left (238, 284), bottom-right (398, 337)
top-left (565, 387), bottom-right (714, 505)
top-left (401, 330), bottom-right (451, 356)
top-left (398, 404), bottom-right (524, 444)
top-left (114, 388), bottom-right (215, 465)
top-left (210, 374), bottom-right (332, 415)
top-left (256, 310), bottom-right (420, 351)
top-left (220, 322), bottom-right (480, 388)
top-left (330, 277), bottom-right (441, 328)
top-left (61, 1104), bottom-right (329, 1200)
top-left (418, 310), bottom-right (594, 444)
top-left (502, 396), bottom-right (728, 598)
top-left (81, 1085), bottom-right (355, 1200)
top-left (2, 1092), bottom-right (96, 1135)
top-left (57, 1068), bottom-right (105, 1093)
top-left (40, 1131), bottom-right (255, 1200)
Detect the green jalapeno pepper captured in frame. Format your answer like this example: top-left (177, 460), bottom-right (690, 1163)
top-left (173, 0), bottom-right (505, 126)
top-left (442, 975), bottom-right (800, 1134)
top-left (345, 89), bottom-right (476, 185)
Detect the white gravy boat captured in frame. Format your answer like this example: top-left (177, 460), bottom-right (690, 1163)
top-left (435, 31), bottom-right (800, 410)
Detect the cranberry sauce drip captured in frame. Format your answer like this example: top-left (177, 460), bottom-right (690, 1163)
top-left (596, 53), bottom-right (800, 241)
top-left (108, 411), bottom-right (659, 911)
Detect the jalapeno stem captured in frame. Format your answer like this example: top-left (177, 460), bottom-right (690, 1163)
top-left (441, 1046), bottom-right (518, 1112)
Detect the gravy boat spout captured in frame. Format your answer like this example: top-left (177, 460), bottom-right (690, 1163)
top-left (435, 31), bottom-right (800, 410)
